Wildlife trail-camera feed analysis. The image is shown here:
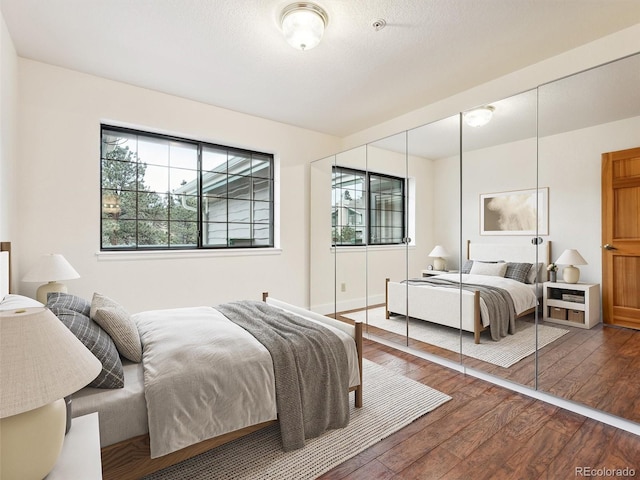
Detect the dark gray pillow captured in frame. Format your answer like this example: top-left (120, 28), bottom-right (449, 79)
top-left (49, 306), bottom-right (124, 389)
top-left (505, 262), bottom-right (533, 284)
top-left (47, 292), bottom-right (91, 317)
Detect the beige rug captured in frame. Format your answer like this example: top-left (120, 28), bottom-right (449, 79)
top-left (143, 359), bottom-right (451, 480)
top-left (343, 307), bottom-right (569, 368)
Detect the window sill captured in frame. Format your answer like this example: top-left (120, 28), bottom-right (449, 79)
top-left (96, 248), bottom-right (282, 261)
top-left (330, 244), bottom-right (415, 253)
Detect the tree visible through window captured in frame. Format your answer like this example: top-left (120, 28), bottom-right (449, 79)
top-left (101, 126), bottom-right (274, 250)
top-left (332, 166), bottom-right (405, 246)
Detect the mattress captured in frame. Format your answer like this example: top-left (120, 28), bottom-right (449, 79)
top-left (71, 360), bottom-right (147, 447)
top-left (71, 306), bottom-right (360, 448)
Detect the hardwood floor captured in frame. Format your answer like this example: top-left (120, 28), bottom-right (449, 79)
top-left (320, 338), bottom-right (640, 479)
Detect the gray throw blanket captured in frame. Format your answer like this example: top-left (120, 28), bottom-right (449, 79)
top-left (215, 300), bottom-right (350, 451)
top-left (404, 277), bottom-right (516, 341)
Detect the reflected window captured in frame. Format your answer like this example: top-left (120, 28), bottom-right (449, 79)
top-left (332, 166), bottom-right (405, 246)
top-left (101, 125), bottom-right (274, 250)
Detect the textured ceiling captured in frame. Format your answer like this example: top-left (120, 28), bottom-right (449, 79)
top-left (2, 0), bottom-right (640, 136)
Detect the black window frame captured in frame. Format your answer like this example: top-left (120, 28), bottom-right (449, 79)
top-left (100, 125), bottom-right (275, 251)
top-left (332, 166), bottom-right (405, 247)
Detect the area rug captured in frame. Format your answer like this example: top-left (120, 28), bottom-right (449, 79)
top-left (143, 359), bottom-right (451, 480)
top-left (343, 307), bottom-right (569, 368)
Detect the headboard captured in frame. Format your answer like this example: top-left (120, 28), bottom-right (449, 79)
top-left (467, 240), bottom-right (551, 281)
top-left (1, 242), bottom-right (11, 297)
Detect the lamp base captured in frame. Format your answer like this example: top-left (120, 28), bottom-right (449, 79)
top-left (562, 265), bottom-right (580, 284)
top-left (433, 257), bottom-right (446, 271)
top-left (0, 398), bottom-right (66, 480)
top-left (36, 282), bottom-right (68, 304)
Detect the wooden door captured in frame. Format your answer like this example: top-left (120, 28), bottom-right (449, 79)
top-left (602, 146), bottom-right (640, 329)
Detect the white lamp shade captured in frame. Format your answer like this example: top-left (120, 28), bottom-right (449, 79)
top-left (555, 249), bottom-right (587, 266)
top-left (428, 245), bottom-right (449, 258)
top-left (22, 254), bottom-right (80, 283)
top-left (0, 307), bottom-right (101, 418)
top-left (281, 3), bottom-right (328, 51)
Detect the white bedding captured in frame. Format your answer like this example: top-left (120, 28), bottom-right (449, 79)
top-left (73, 304), bottom-right (360, 454)
top-left (436, 273), bottom-right (538, 324)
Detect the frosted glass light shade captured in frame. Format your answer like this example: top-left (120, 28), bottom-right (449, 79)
top-left (281, 3), bottom-right (328, 51)
top-left (464, 106), bottom-right (495, 127)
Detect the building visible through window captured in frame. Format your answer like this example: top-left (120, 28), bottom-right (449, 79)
top-left (101, 126), bottom-right (274, 250)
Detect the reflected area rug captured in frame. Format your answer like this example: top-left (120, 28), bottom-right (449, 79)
top-left (144, 359), bottom-right (451, 480)
top-left (342, 307), bottom-right (569, 368)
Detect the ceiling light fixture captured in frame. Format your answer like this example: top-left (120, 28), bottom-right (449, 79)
top-left (464, 106), bottom-right (495, 127)
top-left (281, 2), bottom-right (328, 51)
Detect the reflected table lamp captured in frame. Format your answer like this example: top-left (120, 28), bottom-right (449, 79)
top-left (0, 307), bottom-right (101, 480)
top-left (22, 254), bottom-right (80, 304)
top-left (428, 245), bottom-right (449, 271)
top-left (555, 249), bottom-right (588, 284)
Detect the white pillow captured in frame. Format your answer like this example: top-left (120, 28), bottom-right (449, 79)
top-left (526, 262), bottom-right (543, 284)
top-left (0, 294), bottom-right (44, 311)
top-left (470, 261), bottom-right (508, 277)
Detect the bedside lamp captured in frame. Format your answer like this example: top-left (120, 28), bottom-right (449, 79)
top-left (22, 254), bottom-right (80, 304)
top-left (428, 245), bottom-right (449, 271)
top-left (0, 307), bottom-right (101, 480)
top-left (555, 249), bottom-right (587, 284)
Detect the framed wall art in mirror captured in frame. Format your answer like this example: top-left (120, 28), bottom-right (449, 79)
top-left (480, 187), bottom-right (548, 235)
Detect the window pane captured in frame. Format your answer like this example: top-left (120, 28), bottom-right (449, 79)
top-left (139, 193), bottom-right (168, 220)
top-left (228, 153), bottom-right (251, 175)
top-left (138, 221), bottom-right (168, 247)
top-left (102, 159), bottom-right (138, 191)
top-left (202, 147), bottom-right (227, 173)
top-left (252, 155), bottom-right (271, 178)
top-left (253, 224), bottom-right (271, 245)
top-left (253, 200), bottom-right (271, 223)
top-left (102, 131), bottom-right (137, 161)
top-left (253, 178), bottom-right (270, 201)
top-left (228, 175), bottom-right (251, 199)
top-left (202, 222), bottom-right (227, 246)
top-left (138, 137), bottom-right (169, 167)
top-left (102, 219), bottom-right (136, 247)
top-left (228, 223), bottom-right (251, 247)
top-left (228, 199), bottom-right (251, 222)
top-left (170, 194), bottom-right (198, 222)
top-left (140, 164), bottom-right (169, 193)
top-left (202, 171), bottom-right (227, 196)
top-left (169, 142), bottom-right (197, 170)
top-left (203, 196), bottom-right (227, 222)
top-left (170, 167), bottom-right (197, 192)
top-left (169, 221), bottom-right (198, 247)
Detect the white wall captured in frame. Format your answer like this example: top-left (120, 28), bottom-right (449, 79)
top-left (432, 116), bottom-right (640, 284)
top-left (15, 60), bottom-right (341, 312)
top-left (0, 11), bottom-right (17, 256)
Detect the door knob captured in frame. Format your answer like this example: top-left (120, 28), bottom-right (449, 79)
top-left (603, 244), bottom-right (617, 250)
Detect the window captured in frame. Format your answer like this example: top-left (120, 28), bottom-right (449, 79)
top-left (100, 126), bottom-right (274, 250)
top-left (332, 166), bottom-right (405, 246)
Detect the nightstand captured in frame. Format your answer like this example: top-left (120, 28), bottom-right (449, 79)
top-left (542, 282), bottom-right (601, 329)
top-left (47, 412), bottom-right (102, 479)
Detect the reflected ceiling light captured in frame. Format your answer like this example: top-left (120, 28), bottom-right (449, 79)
top-left (281, 2), bottom-right (328, 51)
top-left (464, 106), bottom-right (495, 127)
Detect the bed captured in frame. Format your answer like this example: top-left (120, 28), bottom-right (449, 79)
top-left (385, 240), bottom-right (551, 343)
top-left (0, 242), bottom-right (363, 480)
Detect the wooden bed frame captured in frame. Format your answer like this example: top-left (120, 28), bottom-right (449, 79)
top-left (0, 241), bottom-right (363, 480)
top-left (385, 240), bottom-right (551, 344)
top-left (101, 293), bottom-right (363, 480)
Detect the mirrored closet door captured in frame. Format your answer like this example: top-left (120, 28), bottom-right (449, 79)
top-left (537, 52), bottom-right (640, 423)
